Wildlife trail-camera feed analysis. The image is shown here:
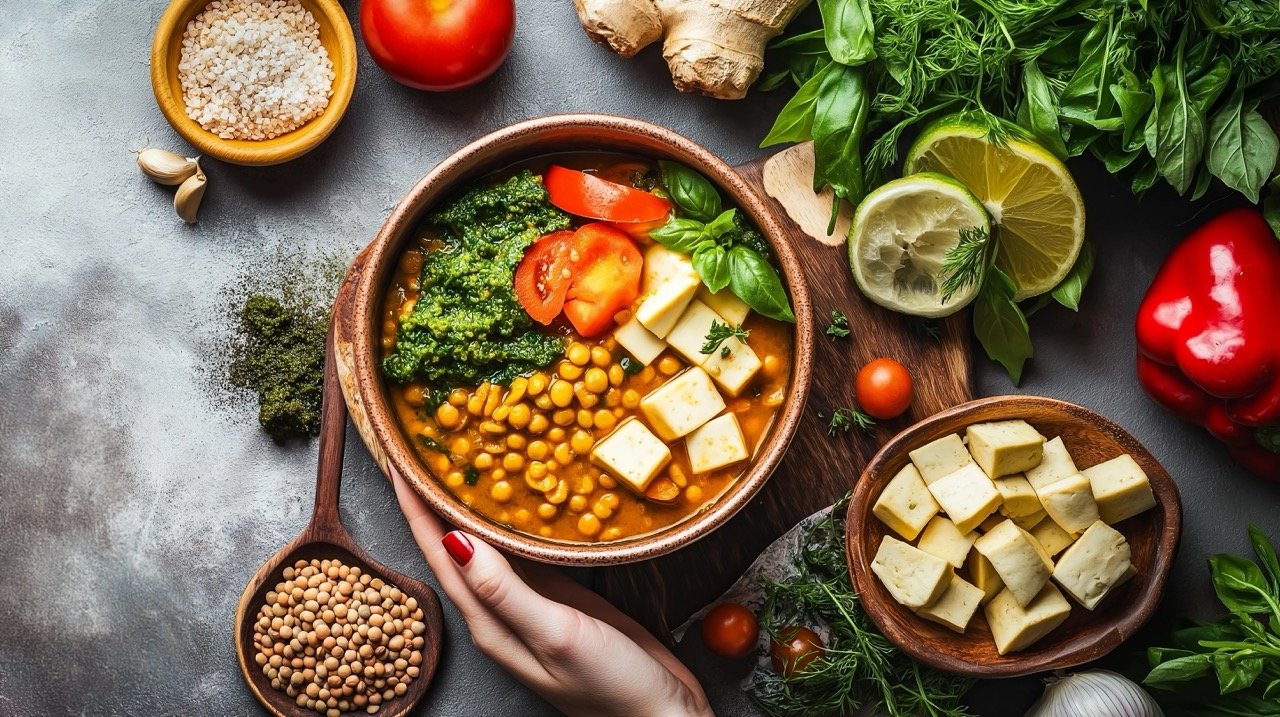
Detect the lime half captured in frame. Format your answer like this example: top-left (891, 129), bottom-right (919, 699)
top-left (906, 118), bottom-right (1085, 300)
top-left (848, 173), bottom-right (991, 318)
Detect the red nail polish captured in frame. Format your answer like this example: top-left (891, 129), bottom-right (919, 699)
top-left (442, 531), bottom-right (474, 566)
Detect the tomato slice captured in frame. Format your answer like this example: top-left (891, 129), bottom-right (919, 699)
top-left (562, 223), bottom-right (642, 337)
top-left (545, 165), bottom-right (673, 224)
top-left (513, 231), bottom-right (575, 325)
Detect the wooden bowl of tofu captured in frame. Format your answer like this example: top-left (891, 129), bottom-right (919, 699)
top-left (845, 395), bottom-right (1182, 677)
top-left (336, 114), bottom-right (814, 565)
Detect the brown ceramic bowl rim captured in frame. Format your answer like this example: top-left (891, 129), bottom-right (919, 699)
top-left (350, 114), bottom-right (815, 565)
top-left (845, 395), bottom-right (1182, 677)
top-left (149, 0), bottom-right (358, 166)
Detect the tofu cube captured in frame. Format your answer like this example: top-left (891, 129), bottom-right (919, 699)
top-left (1025, 436), bottom-right (1078, 491)
top-left (1030, 518), bottom-right (1076, 558)
top-left (984, 583), bottom-right (1072, 654)
top-left (927, 463), bottom-right (1002, 534)
top-left (978, 512), bottom-right (1005, 533)
top-left (917, 516), bottom-right (978, 569)
top-left (696, 285), bottom-right (750, 325)
top-left (916, 575), bottom-right (985, 633)
top-left (685, 413), bottom-right (749, 474)
top-left (612, 316), bottom-right (666, 366)
top-left (635, 245), bottom-right (700, 338)
top-left (1037, 473), bottom-right (1100, 534)
top-left (590, 418), bottom-right (671, 493)
top-left (1011, 508), bottom-right (1048, 531)
top-left (1053, 521), bottom-right (1136, 610)
top-left (966, 550), bottom-right (1005, 604)
top-left (994, 474), bottom-right (1042, 518)
top-left (870, 536), bottom-right (951, 609)
top-left (701, 337), bottom-right (762, 397)
top-left (1083, 454), bottom-right (1157, 525)
top-left (872, 464), bottom-right (939, 541)
top-left (909, 433), bottom-right (974, 484)
top-left (966, 420), bottom-right (1046, 478)
top-left (974, 520), bottom-right (1051, 607)
top-left (639, 367), bottom-right (725, 441)
top-left (663, 299), bottom-right (721, 366)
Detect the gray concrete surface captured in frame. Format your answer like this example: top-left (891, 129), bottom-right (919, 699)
top-left (1, 1), bottom-right (1278, 716)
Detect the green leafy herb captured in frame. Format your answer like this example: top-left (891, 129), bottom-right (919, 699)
top-left (701, 320), bottom-right (751, 355)
top-left (749, 493), bottom-right (973, 716)
top-left (973, 269), bottom-right (1033, 385)
top-left (464, 467), bottom-right (480, 486)
top-left (817, 0), bottom-right (875, 67)
top-left (729, 246), bottom-right (797, 323)
top-left (1206, 93), bottom-right (1280, 204)
top-left (1142, 525), bottom-right (1280, 715)
top-left (939, 226), bottom-right (993, 304)
top-left (658, 160), bottom-right (721, 222)
top-left (619, 357), bottom-right (644, 376)
top-left (822, 407), bottom-right (875, 436)
top-left (415, 435), bottom-right (452, 456)
top-left (1049, 239), bottom-right (1096, 312)
top-left (825, 309), bottom-right (850, 338)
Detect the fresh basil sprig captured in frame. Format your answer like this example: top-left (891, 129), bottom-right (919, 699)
top-left (652, 165), bottom-right (797, 323)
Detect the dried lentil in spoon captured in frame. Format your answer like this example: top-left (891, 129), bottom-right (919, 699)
top-left (252, 558), bottom-right (427, 716)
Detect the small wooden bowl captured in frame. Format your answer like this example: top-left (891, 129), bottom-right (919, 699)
top-left (846, 395), bottom-right (1182, 678)
top-left (149, 0), bottom-right (357, 166)
top-left (335, 114), bottom-right (815, 566)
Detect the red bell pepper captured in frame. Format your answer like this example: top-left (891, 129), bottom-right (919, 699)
top-left (1136, 207), bottom-right (1280, 482)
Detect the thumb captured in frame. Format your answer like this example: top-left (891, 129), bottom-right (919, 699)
top-left (441, 531), bottom-right (573, 644)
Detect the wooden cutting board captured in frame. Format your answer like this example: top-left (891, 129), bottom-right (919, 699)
top-left (596, 144), bottom-right (974, 640)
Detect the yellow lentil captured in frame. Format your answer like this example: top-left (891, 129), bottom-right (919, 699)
top-left (552, 409), bottom-right (576, 427)
top-left (503, 377), bottom-right (528, 405)
top-left (527, 373), bottom-right (549, 395)
top-left (685, 485), bottom-right (704, 502)
top-left (547, 427), bottom-right (566, 443)
top-left (554, 443), bottom-right (573, 465)
top-left (607, 364), bottom-right (624, 387)
top-left (435, 403), bottom-right (461, 429)
top-left (590, 346), bottom-right (612, 367)
top-left (490, 404), bottom-right (510, 423)
top-left (570, 430), bottom-right (594, 455)
top-left (568, 495), bottom-right (587, 513)
top-left (489, 481), bottom-right (513, 503)
top-left (593, 409), bottom-right (617, 432)
top-left (450, 437), bottom-right (471, 455)
top-left (658, 356), bottom-right (681, 375)
top-left (762, 355), bottom-right (783, 378)
top-left (601, 527), bottom-right (622, 541)
top-left (502, 453), bottom-right (525, 472)
top-left (473, 453), bottom-right (494, 470)
top-left (598, 473), bottom-right (617, 489)
top-left (445, 471), bottom-right (464, 488)
top-left (505, 434), bottom-right (526, 451)
top-left (527, 414), bottom-right (549, 434)
top-left (621, 389), bottom-right (641, 409)
top-left (549, 380), bottom-right (574, 408)
top-left (537, 503), bottom-right (557, 520)
top-left (527, 441), bottom-right (549, 461)
top-left (534, 394), bottom-right (554, 410)
top-left (567, 343), bottom-right (591, 366)
top-left (575, 409), bottom-right (594, 429)
top-left (527, 461), bottom-right (548, 479)
top-left (508, 403), bottom-right (532, 429)
top-left (583, 368), bottom-right (609, 394)
top-left (448, 389), bottom-right (468, 407)
top-left (576, 513), bottom-right (602, 537)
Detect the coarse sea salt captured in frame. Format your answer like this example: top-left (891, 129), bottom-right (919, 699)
top-left (177, 0), bottom-right (335, 141)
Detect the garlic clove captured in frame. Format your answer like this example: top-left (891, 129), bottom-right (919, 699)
top-left (174, 169), bottom-right (207, 224)
top-left (137, 148), bottom-right (199, 186)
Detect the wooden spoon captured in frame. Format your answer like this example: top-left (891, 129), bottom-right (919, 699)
top-left (234, 326), bottom-right (444, 717)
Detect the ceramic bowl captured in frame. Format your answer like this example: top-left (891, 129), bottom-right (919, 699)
top-left (338, 114), bottom-right (814, 566)
top-left (149, 0), bottom-right (357, 166)
top-left (846, 395), bottom-right (1182, 677)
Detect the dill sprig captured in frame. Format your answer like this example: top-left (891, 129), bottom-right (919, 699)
top-left (939, 226), bottom-right (993, 303)
top-left (749, 493), bottom-right (974, 716)
top-left (825, 309), bottom-right (851, 338)
top-left (821, 407), bottom-right (875, 436)
top-left (700, 320), bottom-right (751, 355)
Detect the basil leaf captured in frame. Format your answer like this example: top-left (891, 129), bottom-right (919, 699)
top-left (1144, 653), bottom-right (1213, 685)
top-left (817, 0), bottom-right (875, 66)
top-left (1145, 60), bottom-right (1206, 195)
top-left (1210, 554), bottom-right (1273, 615)
top-left (768, 29), bottom-right (828, 54)
top-left (1111, 70), bottom-right (1154, 150)
top-left (1171, 620), bottom-right (1242, 651)
top-left (1206, 93), bottom-right (1280, 204)
top-left (1131, 156), bottom-right (1161, 194)
top-left (1059, 20), bottom-right (1120, 129)
top-left (1188, 57), bottom-right (1231, 115)
top-left (973, 269), bottom-right (1032, 385)
top-left (812, 64), bottom-right (870, 205)
top-left (1247, 524), bottom-right (1280, 591)
top-left (650, 217), bottom-right (707, 253)
top-left (1265, 176), bottom-right (1280, 237)
top-left (727, 246), bottom-right (795, 323)
top-left (1215, 653), bottom-right (1265, 694)
top-left (658, 161), bottom-right (721, 222)
top-left (1050, 239), bottom-right (1095, 311)
top-left (761, 61), bottom-right (832, 147)
top-left (1021, 60), bottom-right (1068, 160)
top-left (693, 246), bottom-right (730, 293)
top-left (705, 209), bottom-right (739, 239)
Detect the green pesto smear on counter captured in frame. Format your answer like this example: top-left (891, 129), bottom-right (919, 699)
top-left (382, 171), bottom-right (570, 388)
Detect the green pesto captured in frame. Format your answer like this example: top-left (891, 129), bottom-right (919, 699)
top-left (229, 293), bottom-right (327, 443)
top-left (382, 171), bottom-right (570, 387)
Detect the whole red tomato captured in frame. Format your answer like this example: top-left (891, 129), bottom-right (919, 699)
top-left (701, 603), bottom-right (758, 659)
top-left (360, 0), bottom-right (515, 91)
top-left (770, 626), bottom-right (824, 678)
top-left (855, 357), bottom-right (914, 419)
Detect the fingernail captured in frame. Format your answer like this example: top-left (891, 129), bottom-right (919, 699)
top-left (442, 531), bottom-right (473, 566)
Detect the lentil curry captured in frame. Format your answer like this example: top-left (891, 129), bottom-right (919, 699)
top-left (381, 154), bottom-right (794, 543)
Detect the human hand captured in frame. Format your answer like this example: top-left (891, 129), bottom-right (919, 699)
top-left (389, 465), bottom-right (713, 717)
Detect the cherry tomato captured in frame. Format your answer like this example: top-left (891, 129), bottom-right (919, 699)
top-left (359, 0), bottom-right (515, 91)
top-left (855, 357), bottom-right (914, 419)
top-left (701, 603), bottom-right (758, 659)
top-left (770, 626), bottom-right (824, 678)
top-left (561, 223), bottom-right (642, 337)
top-left (544, 166), bottom-right (673, 224)
top-left (513, 231), bottom-right (575, 325)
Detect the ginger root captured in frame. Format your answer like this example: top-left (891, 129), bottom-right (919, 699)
top-left (572, 0), bottom-right (809, 100)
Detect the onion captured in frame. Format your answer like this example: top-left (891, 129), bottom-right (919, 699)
top-left (1025, 670), bottom-right (1164, 717)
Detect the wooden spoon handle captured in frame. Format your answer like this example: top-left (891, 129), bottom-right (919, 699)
top-left (310, 318), bottom-right (348, 533)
